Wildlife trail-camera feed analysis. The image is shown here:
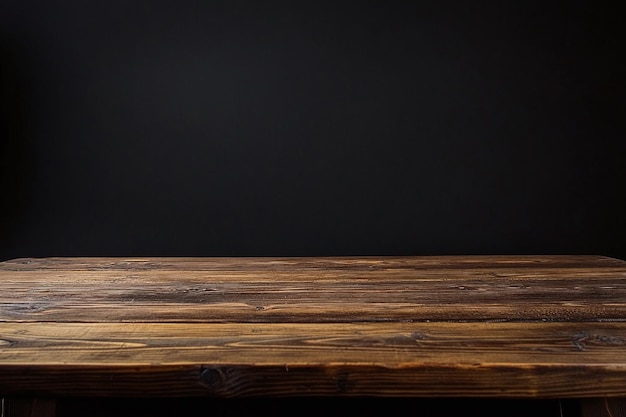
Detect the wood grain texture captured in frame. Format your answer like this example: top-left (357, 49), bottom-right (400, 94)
top-left (1, 256), bottom-right (626, 399)
top-left (1, 256), bottom-right (625, 323)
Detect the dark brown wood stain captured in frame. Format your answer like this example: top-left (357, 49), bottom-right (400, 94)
top-left (1, 256), bottom-right (626, 415)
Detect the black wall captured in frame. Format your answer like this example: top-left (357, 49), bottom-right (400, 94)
top-left (1, 1), bottom-right (624, 261)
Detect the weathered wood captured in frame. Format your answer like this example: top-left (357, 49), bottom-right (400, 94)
top-left (0, 256), bottom-right (625, 323)
top-left (1, 322), bottom-right (626, 397)
top-left (0, 256), bottom-right (625, 400)
top-left (2, 255), bottom-right (622, 271)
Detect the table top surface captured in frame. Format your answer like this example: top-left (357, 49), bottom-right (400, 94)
top-left (1, 255), bottom-right (626, 398)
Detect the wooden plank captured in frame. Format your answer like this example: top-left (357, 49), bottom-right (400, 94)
top-left (1, 322), bottom-right (626, 398)
top-left (1, 257), bottom-right (625, 323)
top-left (1, 255), bottom-right (623, 271)
top-left (1, 256), bottom-right (626, 400)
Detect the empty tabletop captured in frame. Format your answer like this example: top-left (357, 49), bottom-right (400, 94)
top-left (1, 255), bottom-right (626, 399)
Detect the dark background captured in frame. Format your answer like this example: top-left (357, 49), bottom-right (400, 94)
top-left (1, 1), bottom-right (624, 261)
top-left (0, 3), bottom-right (623, 415)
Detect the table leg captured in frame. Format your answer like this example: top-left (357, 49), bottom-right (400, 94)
top-left (2, 398), bottom-right (57, 417)
top-left (579, 398), bottom-right (626, 417)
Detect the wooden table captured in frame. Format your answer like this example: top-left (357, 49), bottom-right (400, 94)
top-left (1, 255), bottom-right (625, 416)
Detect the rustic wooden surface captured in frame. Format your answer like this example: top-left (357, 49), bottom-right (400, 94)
top-left (1, 255), bottom-right (626, 399)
